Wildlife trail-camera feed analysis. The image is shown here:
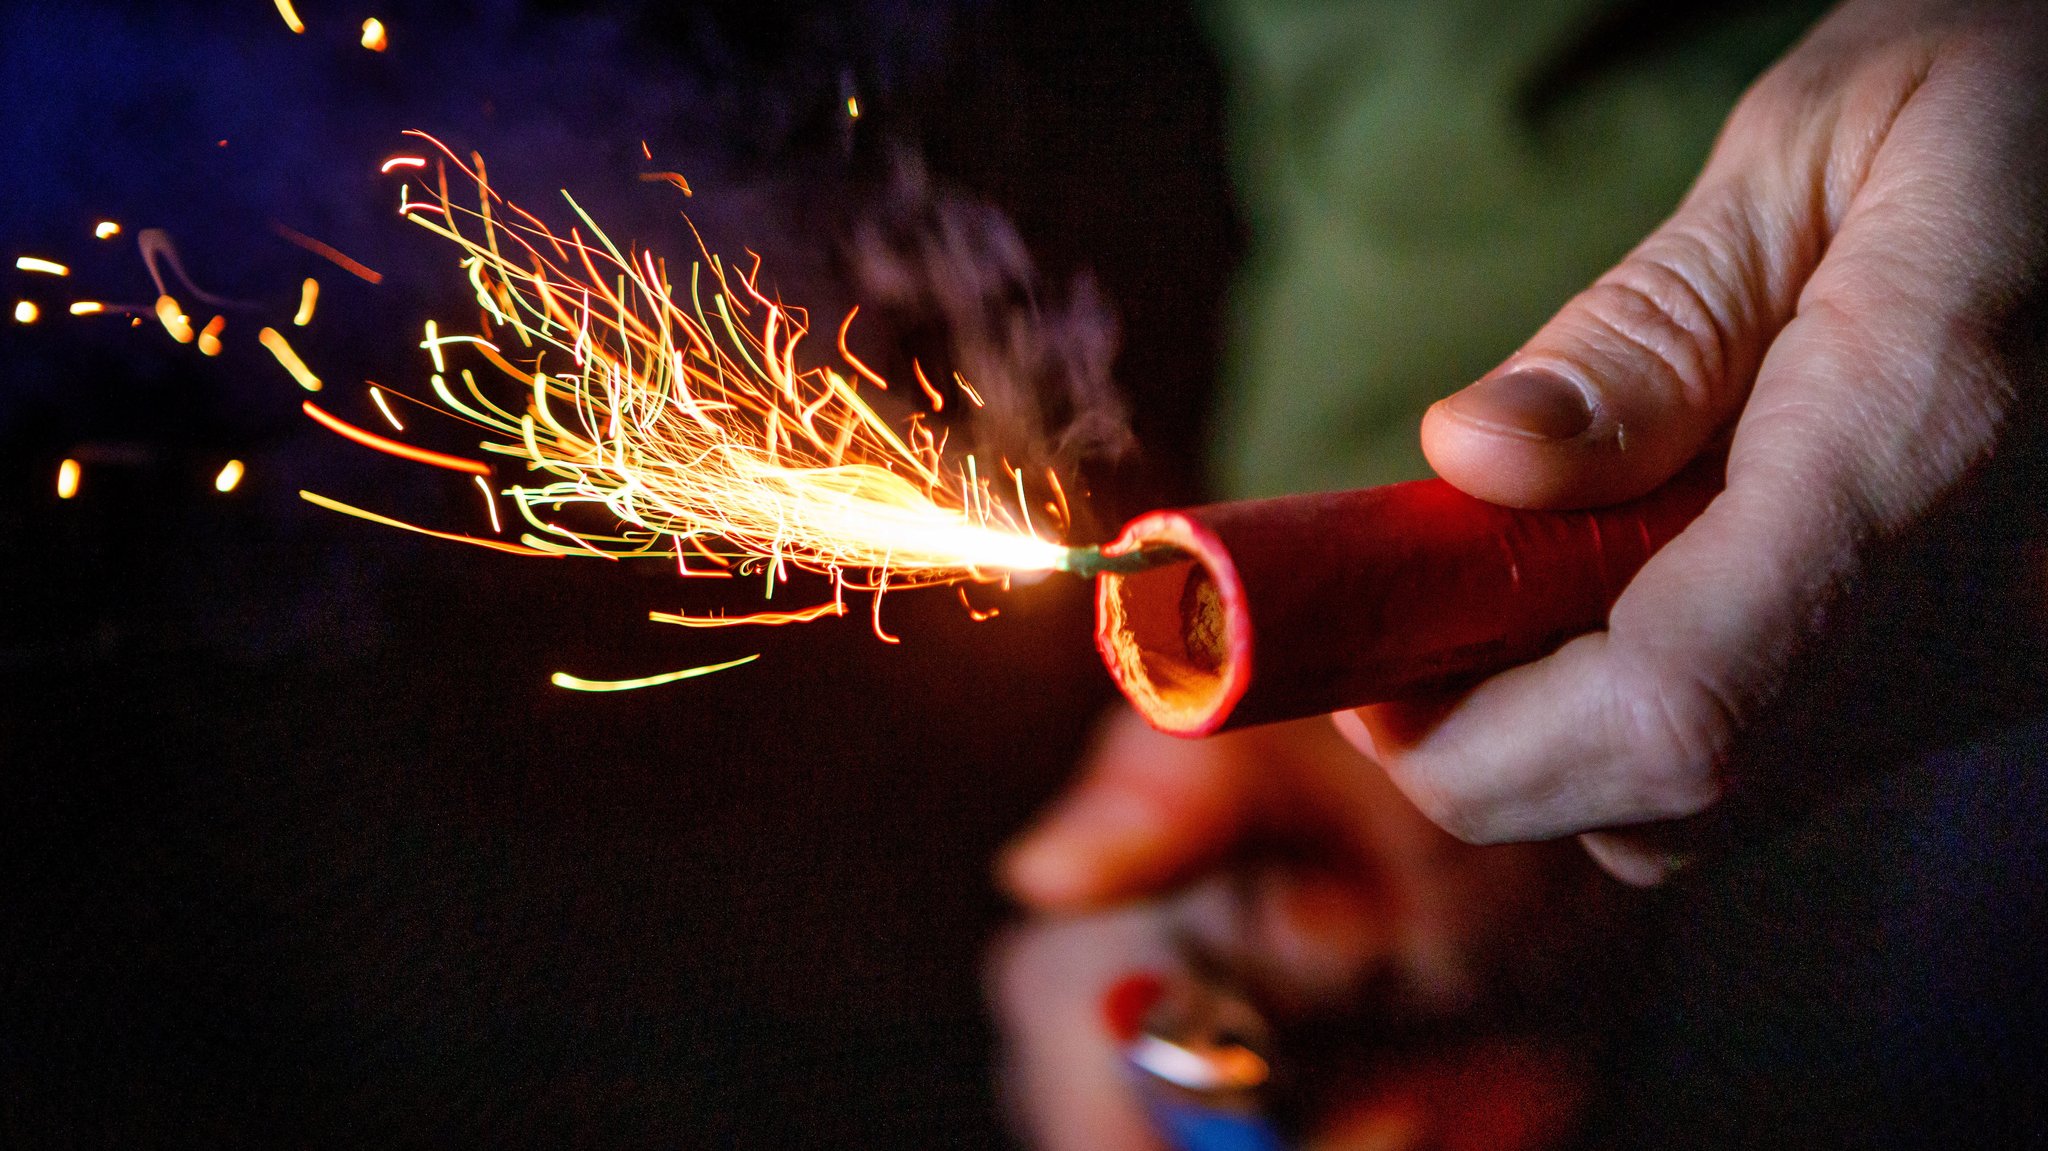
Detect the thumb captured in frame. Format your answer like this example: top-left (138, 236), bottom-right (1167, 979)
top-left (1422, 124), bottom-right (1822, 509)
top-left (1001, 708), bottom-right (1252, 911)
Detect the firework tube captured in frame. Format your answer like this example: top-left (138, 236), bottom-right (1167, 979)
top-left (1093, 464), bottom-right (1720, 736)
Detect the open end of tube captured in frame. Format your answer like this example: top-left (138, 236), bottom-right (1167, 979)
top-left (1095, 513), bottom-right (1249, 737)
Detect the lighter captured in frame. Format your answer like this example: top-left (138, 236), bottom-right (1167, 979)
top-left (1103, 970), bottom-right (1289, 1151)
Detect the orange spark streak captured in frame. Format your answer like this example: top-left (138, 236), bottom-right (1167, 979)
top-left (361, 17), bottom-right (388, 51)
top-left (215, 460), bottom-right (245, 493)
top-left (294, 278), bottom-right (319, 326)
top-left (197, 315), bottom-right (226, 356)
top-left (380, 156), bottom-right (426, 174)
top-left (913, 360), bottom-right (944, 412)
top-left (15, 257), bottom-right (68, 276)
top-left (636, 172), bottom-right (693, 196)
top-left (648, 601), bottom-right (846, 628)
top-left (155, 295), bottom-right (194, 343)
top-left (56, 458), bottom-right (80, 499)
top-left (270, 222), bottom-right (385, 284)
top-left (259, 327), bottom-right (322, 391)
top-left (299, 490), bottom-right (557, 556)
top-left (273, 0), bottom-right (305, 33)
top-left (302, 400), bottom-right (491, 475)
top-left (68, 301), bottom-right (104, 316)
top-left (957, 587), bottom-right (998, 621)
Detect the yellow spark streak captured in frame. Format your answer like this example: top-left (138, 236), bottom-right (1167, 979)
top-left (16, 257), bottom-right (68, 276)
top-left (259, 327), bottom-right (322, 391)
top-left (69, 301), bottom-right (105, 316)
top-left (360, 17), bottom-right (388, 51)
top-left (13, 300), bottom-right (37, 324)
top-left (273, 0), bottom-right (305, 34)
top-left (56, 458), bottom-right (80, 499)
top-left (847, 96), bottom-right (861, 119)
top-left (549, 655), bottom-right (761, 692)
top-left (300, 489), bottom-right (558, 557)
top-left (197, 315), bottom-right (226, 356)
top-left (649, 602), bottom-right (845, 628)
top-left (294, 278), bottom-right (319, 326)
top-left (95, 221), bottom-right (121, 240)
top-left (474, 475), bottom-right (504, 533)
top-left (214, 460), bottom-right (245, 493)
top-left (155, 295), bottom-right (194, 343)
top-left (368, 384), bottom-right (405, 431)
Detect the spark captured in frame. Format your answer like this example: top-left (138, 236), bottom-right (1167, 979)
top-left (294, 277), bottom-right (319, 326)
top-left (273, 0), bottom-right (305, 34)
top-left (154, 295), bottom-right (195, 343)
top-left (474, 475), bottom-right (503, 533)
top-left (259, 327), bottom-right (322, 391)
top-left (847, 96), bottom-right (861, 119)
top-left (302, 399), bottom-right (490, 475)
top-left (56, 459), bottom-right (80, 499)
top-left (15, 257), bottom-right (68, 276)
top-left (13, 300), bottom-right (37, 324)
top-left (361, 17), bottom-right (388, 51)
top-left (379, 156), bottom-right (426, 174)
top-left (94, 221), bottom-right (122, 240)
top-left (69, 301), bottom-right (105, 316)
top-left (367, 384), bottom-right (405, 431)
top-left (637, 171), bottom-right (692, 196)
top-left (549, 655), bottom-right (761, 693)
top-left (307, 135), bottom-right (1071, 671)
top-left (271, 222), bottom-right (385, 283)
top-left (197, 315), bottom-right (226, 356)
top-left (300, 489), bottom-right (559, 557)
top-left (215, 460), bottom-right (245, 493)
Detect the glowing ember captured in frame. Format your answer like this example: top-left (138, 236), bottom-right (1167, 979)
top-left (273, 0), bottom-right (305, 34)
top-left (303, 136), bottom-right (1076, 674)
top-left (215, 460), bottom-right (246, 493)
top-left (368, 384), bottom-right (406, 431)
top-left (94, 221), bottom-right (121, 240)
top-left (361, 17), bottom-right (388, 52)
top-left (16, 257), bottom-right (69, 276)
top-left (13, 300), bottom-right (38, 324)
top-left (154, 295), bottom-right (195, 343)
top-left (294, 277), bottom-right (320, 326)
top-left (56, 458), bottom-right (80, 500)
top-left (69, 301), bottom-right (105, 316)
top-left (197, 315), bottom-right (226, 357)
top-left (259, 326), bottom-right (322, 391)
top-left (847, 96), bottom-right (861, 119)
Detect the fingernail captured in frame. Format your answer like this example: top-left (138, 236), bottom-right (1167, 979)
top-left (1441, 368), bottom-right (1594, 441)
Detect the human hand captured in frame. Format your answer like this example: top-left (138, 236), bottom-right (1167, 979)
top-left (993, 709), bottom-right (1601, 1150)
top-left (1358, 0), bottom-right (2048, 884)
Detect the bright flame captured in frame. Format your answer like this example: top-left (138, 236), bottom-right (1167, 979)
top-left (361, 17), bottom-right (388, 51)
top-left (94, 221), bottom-right (121, 240)
top-left (336, 137), bottom-right (1070, 609)
top-left (16, 257), bottom-right (68, 276)
top-left (13, 300), bottom-right (37, 324)
top-left (56, 458), bottom-right (80, 499)
top-left (215, 460), bottom-right (245, 493)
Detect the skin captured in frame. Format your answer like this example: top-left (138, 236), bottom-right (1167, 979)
top-left (995, 0), bottom-right (2048, 1143)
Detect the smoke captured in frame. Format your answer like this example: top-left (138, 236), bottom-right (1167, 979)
top-left (846, 154), bottom-right (1134, 483)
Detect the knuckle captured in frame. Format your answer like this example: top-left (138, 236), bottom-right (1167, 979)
top-left (1608, 664), bottom-right (1735, 823)
top-left (1574, 239), bottom-right (1742, 413)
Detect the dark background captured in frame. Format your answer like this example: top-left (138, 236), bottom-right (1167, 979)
top-left (0, 2), bottom-right (1239, 1145)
